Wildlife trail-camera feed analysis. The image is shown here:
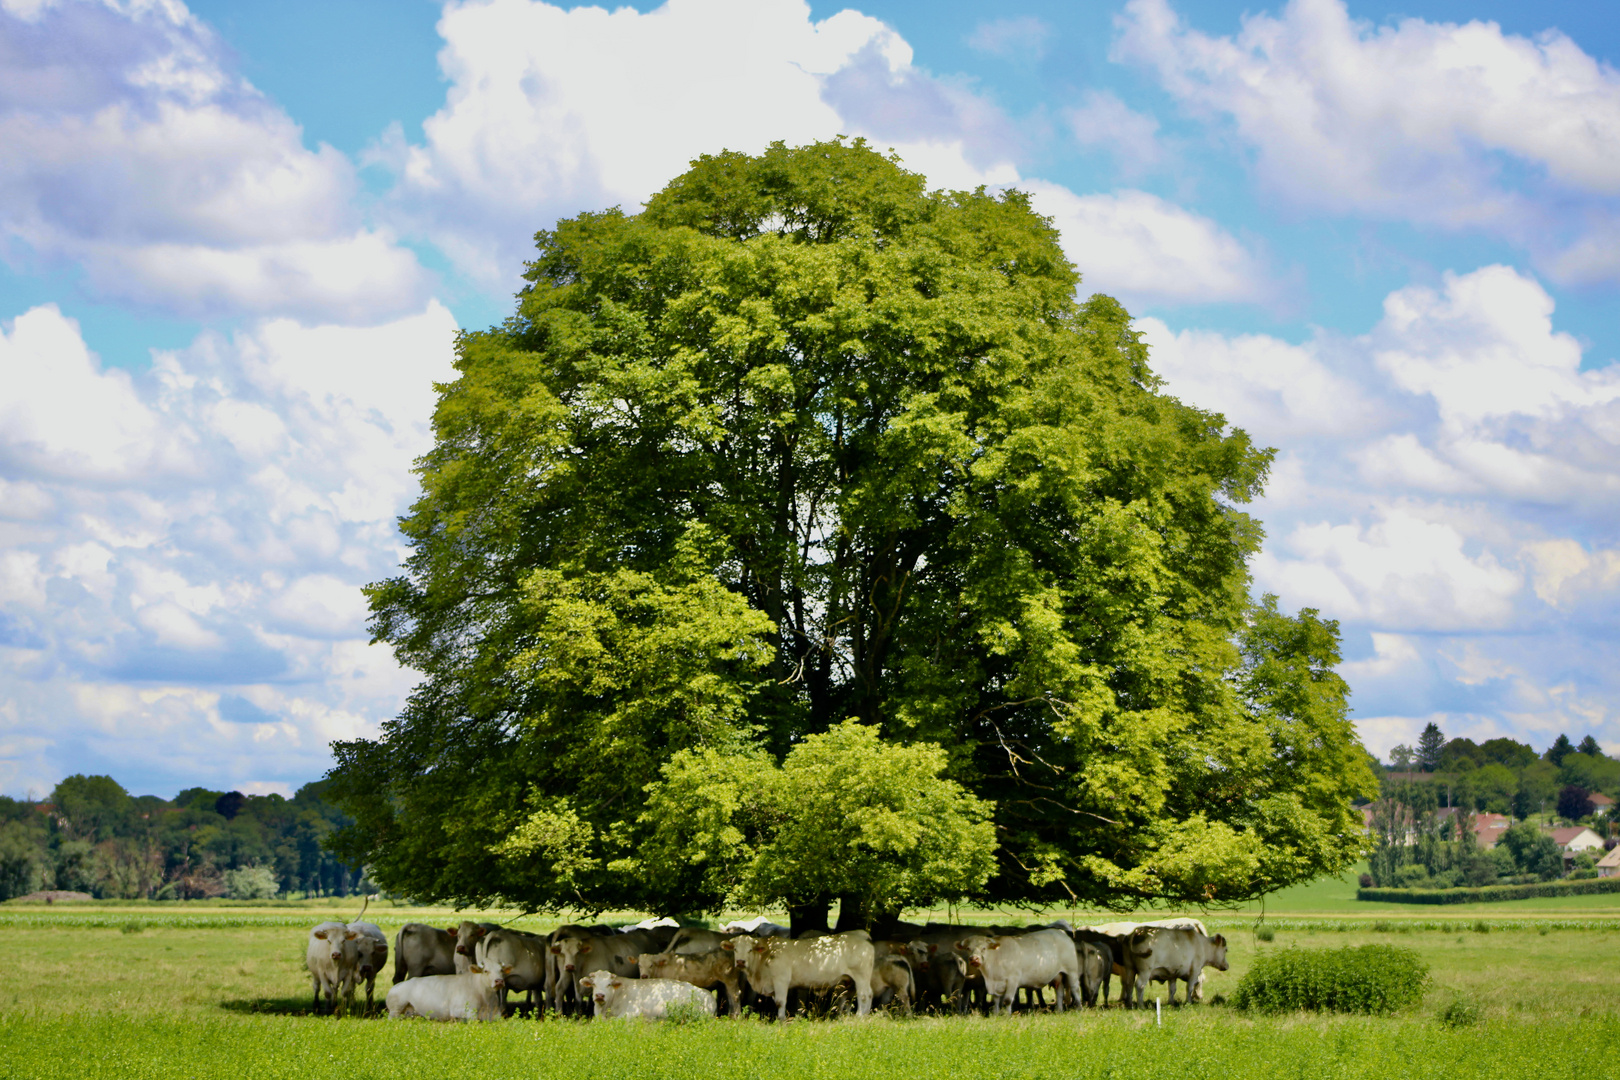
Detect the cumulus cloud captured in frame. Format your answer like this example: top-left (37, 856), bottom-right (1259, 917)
top-left (0, 300), bottom-right (457, 795)
top-left (0, 0), bottom-right (431, 320)
top-left (1113, 0), bottom-right (1620, 283)
top-left (373, 0), bottom-right (1267, 309)
top-left (1145, 260), bottom-right (1620, 753)
top-left (1064, 90), bottom-right (1165, 177)
top-left (1027, 183), bottom-right (1274, 307)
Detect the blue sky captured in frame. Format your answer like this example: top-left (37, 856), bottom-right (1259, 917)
top-left (2, 0), bottom-right (1618, 798)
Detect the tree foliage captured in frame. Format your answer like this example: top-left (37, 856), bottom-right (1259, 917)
top-left (327, 139), bottom-right (1374, 917)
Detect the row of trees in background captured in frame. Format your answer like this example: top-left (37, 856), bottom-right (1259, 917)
top-left (0, 775), bottom-right (366, 902)
top-left (1365, 727), bottom-right (1617, 890)
top-left (1385, 725), bottom-right (1617, 820)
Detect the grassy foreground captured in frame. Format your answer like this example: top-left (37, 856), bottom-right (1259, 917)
top-left (0, 909), bottom-right (1615, 1080)
top-left (7, 1012), bottom-right (1617, 1080)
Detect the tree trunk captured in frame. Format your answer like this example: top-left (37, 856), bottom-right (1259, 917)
top-left (789, 896), bottom-right (829, 937)
top-left (834, 892), bottom-right (865, 932)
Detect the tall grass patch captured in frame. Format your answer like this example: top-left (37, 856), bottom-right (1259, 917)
top-left (1232, 945), bottom-right (1429, 1015)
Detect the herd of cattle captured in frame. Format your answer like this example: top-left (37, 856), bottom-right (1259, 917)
top-left (305, 914), bottom-right (1230, 1022)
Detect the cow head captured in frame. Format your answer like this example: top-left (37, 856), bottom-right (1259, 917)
top-left (554, 937), bottom-right (591, 973)
top-left (1210, 934), bottom-right (1229, 971)
top-left (956, 936), bottom-right (995, 971)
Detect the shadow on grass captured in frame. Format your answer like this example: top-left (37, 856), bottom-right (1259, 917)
top-left (219, 996), bottom-right (388, 1019)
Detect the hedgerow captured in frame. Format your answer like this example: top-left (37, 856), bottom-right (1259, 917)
top-left (1357, 878), bottom-right (1620, 905)
top-left (1231, 945), bottom-right (1429, 1015)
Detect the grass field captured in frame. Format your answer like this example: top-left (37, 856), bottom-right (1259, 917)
top-left (0, 894), bottom-right (1616, 1080)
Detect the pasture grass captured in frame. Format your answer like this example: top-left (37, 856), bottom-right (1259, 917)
top-left (0, 916), bottom-right (1615, 1079)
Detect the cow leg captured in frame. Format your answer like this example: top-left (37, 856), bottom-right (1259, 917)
top-left (312, 976), bottom-right (322, 1015)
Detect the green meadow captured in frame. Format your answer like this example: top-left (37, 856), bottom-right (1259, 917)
top-left (1, 889), bottom-right (1616, 1080)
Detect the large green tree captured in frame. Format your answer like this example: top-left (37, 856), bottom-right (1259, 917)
top-left (326, 139), bottom-right (1374, 922)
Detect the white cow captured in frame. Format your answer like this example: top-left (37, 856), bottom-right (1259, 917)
top-left (724, 929), bottom-right (875, 1020)
top-left (386, 965), bottom-right (507, 1022)
top-left (579, 970), bottom-right (716, 1020)
top-left (870, 954), bottom-right (914, 1014)
top-left (347, 921), bottom-right (389, 1014)
top-left (636, 950), bottom-right (743, 1017)
top-left (478, 928), bottom-right (550, 1015)
top-left (720, 916), bottom-right (791, 937)
top-left (551, 929), bottom-right (665, 1016)
top-left (955, 929), bottom-right (1081, 1015)
top-left (1125, 926), bottom-right (1227, 1006)
top-left (306, 921), bottom-right (359, 1016)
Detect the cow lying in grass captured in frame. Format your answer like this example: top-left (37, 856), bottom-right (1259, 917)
top-left (386, 965), bottom-right (508, 1022)
top-left (579, 970), bottom-right (715, 1020)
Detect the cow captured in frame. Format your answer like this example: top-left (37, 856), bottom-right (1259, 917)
top-left (622, 922), bottom-right (680, 954)
top-left (386, 965), bottom-right (507, 1022)
top-left (551, 928), bottom-right (668, 1017)
top-left (869, 954), bottom-right (914, 1014)
top-left (905, 932), bottom-right (973, 1014)
top-left (393, 923), bottom-right (457, 983)
top-left (578, 970), bottom-right (716, 1020)
top-left (306, 921), bottom-right (358, 1016)
top-left (955, 929), bottom-right (1081, 1015)
top-left (347, 921), bottom-right (389, 1014)
top-left (545, 925), bottom-right (599, 1016)
top-left (1075, 939), bottom-right (1111, 1008)
top-left (1124, 926), bottom-right (1227, 1007)
top-left (667, 928), bottom-right (732, 955)
top-left (1073, 929), bottom-right (1127, 1007)
top-left (636, 950), bottom-right (743, 1017)
top-left (477, 928), bottom-right (551, 1016)
top-left (450, 921), bottom-right (501, 972)
top-left (719, 916), bottom-right (790, 938)
top-left (724, 929), bottom-right (875, 1020)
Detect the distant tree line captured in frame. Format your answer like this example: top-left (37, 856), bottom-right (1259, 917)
top-left (1364, 726), bottom-right (1617, 890)
top-left (1384, 725), bottom-right (1617, 820)
top-left (0, 775), bottom-right (367, 902)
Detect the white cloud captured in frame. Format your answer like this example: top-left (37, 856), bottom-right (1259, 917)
top-left (965, 16), bottom-right (1050, 61)
top-left (1064, 90), bottom-right (1165, 176)
top-left (0, 305), bottom-right (183, 481)
top-left (1137, 317), bottom-right (1375, 439)
top-left (1025, 183), bottom-right (1272, 307)
top-left (0, 0), bottom-right (431, 320)
top-left (1113, 0), bottom-right (1620, 282)
top-left (378, 0), bottom-right (1265, 310)
top-left (1257, 508), bottom-right (1522, 631)
top-left (0, 300), bottom-right (457, 795)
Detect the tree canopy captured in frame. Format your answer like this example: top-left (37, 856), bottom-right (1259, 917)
top-left (327, 139), bottom-right (1375, 921)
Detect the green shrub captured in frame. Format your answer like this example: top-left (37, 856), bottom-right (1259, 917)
top-left (1472, 921), bottom-right (1490, 934)
top-left (119, 920), bottom-right (145, 935)
top-left (1256, 925), bottom-right (1275, 942)
top-left (1231, 945), bottom-right (1429, 1015)
top-left (1439, 997), bottom-right (1483, 1028)
top-left (1373, 920), bottom-right (1393, 933)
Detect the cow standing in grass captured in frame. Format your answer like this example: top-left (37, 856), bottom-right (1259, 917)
top-left (1124, 926), bottom-right (1227, 1007)
top-left (306, 921), bottom-right (358, 1016)
top-left (346, 921), bottom-right (389, 1014)
top-left (393, 923), bottom-right (457, 982)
